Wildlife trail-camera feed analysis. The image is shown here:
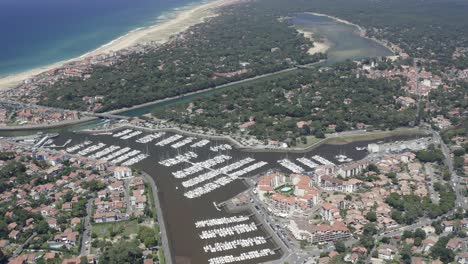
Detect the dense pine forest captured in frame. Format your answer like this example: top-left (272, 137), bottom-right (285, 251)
top-left (38, 2), bottom-right (324, 111)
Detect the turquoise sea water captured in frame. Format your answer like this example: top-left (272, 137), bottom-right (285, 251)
top-left (0, 0), bottom-right (201, 77)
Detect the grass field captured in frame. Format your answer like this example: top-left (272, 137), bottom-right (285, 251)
top-left (92, 219), bottom-right (139, 238)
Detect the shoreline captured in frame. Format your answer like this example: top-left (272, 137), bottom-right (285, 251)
top-left (306, 12), bottom-right (396, 55)
top-left (296, 28), bottom-right (330, 55)
top-left (83, 124), bottom-right (430, 154)
top-left (0, 116), bottom-right (98, 131)
top-left (0, 0), bottom-right (239, 91)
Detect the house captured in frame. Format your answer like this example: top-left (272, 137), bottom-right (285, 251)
top-left (7, 222), bottom-right (18, 230)
top-left (442, 220), bottom-right (455, 232)
top-left (108, 181), bottom-right (125, 191)
top-left (114, 166), bottom-right (133, 179)
top-left (289, 219), bottom-right (351, 243)
top-left (93, 212), bottom-right (117, 223)
top-left (71, 217), bottom-right (81, 228)
top-left (456, 252), bottom-right (468, 264)
top-left (321, 203), bottom-right (341, 222)
top-left (446, 238), bottom-right (462, 251)
top-left (8, 230), bottom-right (20, 240)
top-left (377, 245), bottom-right (396, 260)
top-left (47, 218), bottom-right (58, 229)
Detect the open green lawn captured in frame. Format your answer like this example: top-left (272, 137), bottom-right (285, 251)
top-left (92, 220), bottom-right (139, 238)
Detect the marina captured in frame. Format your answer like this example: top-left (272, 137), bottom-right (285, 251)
top-left (77, 142), bottom-right (105, 156)
top-left (204, 237), bottom-right (268, 253)
top-left (88, 145), bottom-right (120, 159)
top-left (278, 159), bottom-right (305, 173)
top-left (199, 223), bottom-right (258, 239)
top-left (312, 155), bottom-right (335, 165)
top-left (155, 134), bottom-right (183, 146)
top-left (191, 139), bottom-right (211, 148)
top-left (182, 158), bottom-right (255, 188)
top-left (208, 249), bottom-right (276, 264)
top-left (112, 129), bottom-right (132, 138)
top-left (184, 161), bottom-right (268, 199)
top-left (121, 153), bottom-right (149, 166)
top-left (41, 127), bottom-right (417, 264)
top-left (159, 151), bottom-right (198, 167)
top-left (335, 154), bottom-right (353, 163)
top-left (109, 149), bottom-right (141, 164)
top-left (120, 130), bottom-right (142, 140)
top-left (171, 137), bottom-right (195, 149)
top-left (173, 155), bottom-right (232, 179)
top-left (135, 132), bottom-right (165, 143)
top-left (100, 147), bottom-right (131, 161)
top-left (296, 157), bottom-right (318, 169)
top-left (210, 144), bottom-right (232, 152)
top-left (65, 140), bottom-right (91, 153)
top-left (195, 216), bottom-right (250, 228)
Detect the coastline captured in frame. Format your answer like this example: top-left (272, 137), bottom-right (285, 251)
top-left (0, 0), bottom-right (239, 91)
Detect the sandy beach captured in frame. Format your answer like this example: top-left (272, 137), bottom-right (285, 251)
top-left (0, 0), bottom-right (238, 91)
top-left (296, 29), bottom-right (330, 55)
top-left (306, 12), bottom-right (395, 54)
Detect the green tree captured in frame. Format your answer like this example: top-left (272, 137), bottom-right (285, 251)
top-left (99, 241), bottom-right (143, 264)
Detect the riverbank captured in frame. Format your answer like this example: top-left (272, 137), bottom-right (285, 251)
top-left (306, 12), bottom-right (396, 55)
top-left (296, 29), bottom-right (330, 55)
top-left (0, 116), bottom-right (98, 131)
top-left (0, 0), bottom-right (240, 91)
top-left (84, 123), bottom-right (430, 154)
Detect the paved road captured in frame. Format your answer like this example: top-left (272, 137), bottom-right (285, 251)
top-left (12, 232), bottom-right (37, 257)
top-left (80, 198), bottom-right (93, 256)
top-left (424, 163), bottom-right (440, 204)
top-left (432, 128), bottom-right (467, 210)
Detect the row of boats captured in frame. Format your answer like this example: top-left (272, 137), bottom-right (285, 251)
top-left (195, 216), bottom-right (250, 229)
top-left (114, 129), bottom-right (213, 151)
top-left (173, 155), bottom-right (232, 179)
top-left (159, 151), bottom-right (198, 167)
top-left (112, 129), bottom-right (133, 138)
top-left (182, 158), bottom-right (255, 188)
top-left (210, 144), bottom-right (232, 152)
top-left (77, 143), bottom-right (105, 156)
top-left (65, 140), bottom-right (150, 166)
top-left (191, 139), bottom-right (210, 148)
top-left (184, 161), bottom-right (267, 199)
top-left (120, 130), bottom-right (142, 140)
top-left (297, 157), bottom-right (318, 169)
top-left (335, 154), bottom-right (353, 163)
top-left (171, 137), bottom-right (195, 149)
top-left (65, 140), bottom-right (91, 153)
top-left (135, 132), bottom-right (165, 143)
top-left (203, 237), bottom-right (267, 253)
top-left (278, 155), bottom-right (336, 173)
top-left (88, 145), bottom-right (120, 159)
top-left (208, 249), bottom-right (276, 264)
top-left (278, 159), bottom-right (305, 174)
top-left (312, 155), bottom-right (334, 165)
top-left (199, 223), bottom-right (258, 239)
top-left (155, 134), bottom-right (183, 146)
top-left (121, 153), bottom-right (149, 166)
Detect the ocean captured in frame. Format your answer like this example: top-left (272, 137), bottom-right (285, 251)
top-left (0, 0), bottom-right (201, 77)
